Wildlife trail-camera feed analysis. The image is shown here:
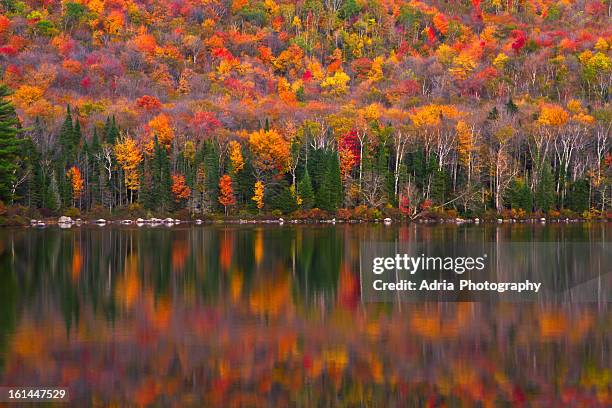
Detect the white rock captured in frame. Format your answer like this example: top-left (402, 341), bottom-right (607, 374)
top-left (94, 219), bottom-right (107, 225)
top-left (540, 217), bottom-right (546, 222)
top-left (497, 218), bottom-right (503, 223)
top-left (163, 217), bottom-right (174, 223)
top-left (195, 219), bottom-right (203, 225)
top-left (384, 217), bottom-right (392, 225)
top-left (120, 219), bottom-right (133, 225)
top-left (58, 216), bottom-right (73, 224)
top-left (136, 218), bottom-right (145, 223)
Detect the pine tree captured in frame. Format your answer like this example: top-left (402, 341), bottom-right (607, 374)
top-left (203, 141), bottom-right (219, 212)
top-left (535, 162), bottom-right (555, 212)
top-left (298, 168), bottom-right (314, 209)
top-left (20, 138), bottom-right (41, 207)
top-left (0, 86), bottom-right (21, 202)
top-left (567, 178), bottom-right (589, 213)
top-left (269, 180), bottom-right (297, 214)
top-left (150, 137), bottom-right (172, 212)
top-left (89, 129), bottom-right (102, 206)
top-left (509, 177), bottom-right (532, 211)
top-left (58, 106), bottom-right (73, 160)
top-left (487, 106), bottom-right (499, 121)
top-left (430, 168), bottom-right (447, 205)
top-left (505, 98), bottom-right (518, 115)
top-left (329, 152), bottom-right (342, 209)
top-left (316, 152), bottom-right (342, 211)
top-left (307, 147), bottom-right (327, 192)
top-left (104, 116), bottom-right (119, 145)
top-left (72, 117), bottom-right (82, 157)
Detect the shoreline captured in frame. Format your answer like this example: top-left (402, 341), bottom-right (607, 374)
top-left (15, 215), bottom-right (612, 228)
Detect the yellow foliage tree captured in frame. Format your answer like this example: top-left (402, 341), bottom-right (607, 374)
top-left (492, 53), bottom-right (509, 70)
top-left (321, 70), bottom-right (350, 96)
top-left (11, 85), bottom-right (44, 109)
top-left (449, 53), bottom-right (477, 80)
top-left (114, 136), bottom-right (143, 199)
top-left (229, 140), bottom-right (245, 172)
top-left (456, 121), bottom-right (474, 168)
top-left (252, 181), bottom-right (264, 210)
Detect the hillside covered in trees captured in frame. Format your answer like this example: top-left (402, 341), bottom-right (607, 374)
top-left (0, 0), bottom-right (611, 220)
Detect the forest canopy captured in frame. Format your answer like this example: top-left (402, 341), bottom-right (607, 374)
top-left (0, 0), bottom-right (610, 219)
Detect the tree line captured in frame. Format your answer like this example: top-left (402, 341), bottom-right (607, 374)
top-left (1, 87), bottom-right (610, 219)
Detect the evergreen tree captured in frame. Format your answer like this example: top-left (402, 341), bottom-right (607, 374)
top-left (307, 147), bottom-right (327, 192)
top-left (72, 117), bottom-right (82, 156)
top-left (202, 141), bottom-right (220, 212)
top-left (89, 129), bottom-right (102, 206)
top-left (487, 106), bottom-right (499, 121)
top-left (567, 178), bottom-right (589, 213)
top-left (505, 98), bottom-right (518, 115)
top-left (298, 168), bottom-right (314, 210)
top-left (149, 137), bottom-right (172, 212)
top-left (509, 177), bottom-right (532, 211)
top-left (0, 85), bottom-right (21, 202)
top-left (58, 106), bottom-right (73, 160)
top-left (269, 180), bottom-right (298, 214)
top-left (430, 168), bottom-right (448, 205)
top-left (316, 152), bottom-right (342, 211)
top-left (19, 138), bottom-right (41, 207)
top-left (48, 170), bottom-right (61, 211)
top-left (104, 116), bottom-right (119, 145)
top-left (329, 153), bottom-right (343, 209)
top-left (535, 162), bottom-right (555, 212)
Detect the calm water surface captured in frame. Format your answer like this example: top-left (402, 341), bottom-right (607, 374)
top-left (1, 223), bottom-right (611, 406)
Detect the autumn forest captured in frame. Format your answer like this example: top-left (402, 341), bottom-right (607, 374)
top-left (0, 0), bottom-right (611, 221)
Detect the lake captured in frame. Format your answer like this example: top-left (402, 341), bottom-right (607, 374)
top-left (1, 223), bottom-right (611, 406)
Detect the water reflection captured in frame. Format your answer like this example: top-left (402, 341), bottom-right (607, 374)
top-left (0, 224), bottom-right (611, 406)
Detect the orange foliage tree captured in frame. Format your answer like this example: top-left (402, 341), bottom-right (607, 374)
top-left (147, 113), bottom-right (174, 151)
top-left (66, 166), bottom-right (84, 207)
top-left (218, 174), bottom-right (236, 215)
top-left (248, 129), bottom-right (290, 181)
top-left (171, 174), bottom-right (191, 204)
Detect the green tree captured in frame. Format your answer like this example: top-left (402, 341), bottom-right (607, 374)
top-left (146, 137), bottom-right (172, 212)
top-left (567, 178), bottom-right (590, 213)
top-left (535, 162), bottom-right (555, 212)
top-left (58, 106), bottom-right (74, 161)
top-left (269, 181), bottom-right (298, 214)
top-left (0, 86), bottom-right (21, 202)
top-left (103, 116), bottom-right (119, 145)
top-left (317, 152), bottom-right (342, 211)
top-left (430, 168), bottom-right (448, 205)
top-left (509, 177), bottom-right (532, 211)
top-left (298, 168), bottom-right (314, 210)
